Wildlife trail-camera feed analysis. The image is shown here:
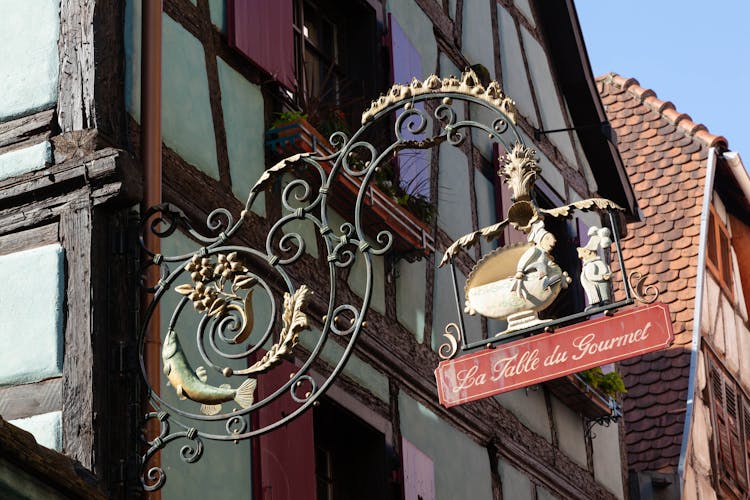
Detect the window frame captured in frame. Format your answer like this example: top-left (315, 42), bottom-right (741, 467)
top-left (706, 202), bottom-right (734, 301)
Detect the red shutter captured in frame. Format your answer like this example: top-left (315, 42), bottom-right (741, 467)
top-left (229, 0), bottom-right (296, 91)
top-left (725, 384), bottom-right (748, 490)
top-left (709, 362), bottom-right (749, 494)
top-left (255, 355), bottom-right (316, 499)
top-left (710, 367), bottom-right (733, 478)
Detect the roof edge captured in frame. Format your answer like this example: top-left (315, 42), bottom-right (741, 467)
top-left (597, 73), bottom-right (729, 149)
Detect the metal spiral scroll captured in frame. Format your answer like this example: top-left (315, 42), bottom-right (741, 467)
top-left (629, 270), bottom-right (660, 304)
top-left (137, 70), bottom-right (525, 490)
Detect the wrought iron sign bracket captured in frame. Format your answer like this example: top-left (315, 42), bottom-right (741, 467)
top-left (136, 70), bottom-right (657, 491)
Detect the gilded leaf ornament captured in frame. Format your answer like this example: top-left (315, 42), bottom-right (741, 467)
top-left (239, 285), bottom-right (312, 375)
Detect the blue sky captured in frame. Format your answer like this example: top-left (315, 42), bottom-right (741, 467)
top-left (576, 2), bottom-right (750, 160)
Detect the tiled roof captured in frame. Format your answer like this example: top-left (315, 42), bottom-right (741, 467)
top-left (597, 73), bottom-right (727, 474)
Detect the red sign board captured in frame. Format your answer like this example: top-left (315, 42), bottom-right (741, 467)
top-left (435, 302), bottom-right (674, 407)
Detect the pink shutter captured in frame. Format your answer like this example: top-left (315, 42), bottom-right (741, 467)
top-left (229, 0), bottom-right (296, 91)
top-left (255, 355), bottom-right (316, 499)
top-left (402, 438), bottom-right (435, 500)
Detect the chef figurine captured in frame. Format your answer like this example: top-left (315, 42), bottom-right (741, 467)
top-left (511, 220), bottom-right (562, 298)
top-left (578, 226), bottom-right (613, 308)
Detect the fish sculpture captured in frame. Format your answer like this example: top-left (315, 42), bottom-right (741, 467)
top-left (162, 329), bottom-right (256, 415)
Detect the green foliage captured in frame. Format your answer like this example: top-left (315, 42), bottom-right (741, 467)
top-left (271, 110), bottom-right (308, 129)
top-left (372, 162), bottom-right (436, 224)
top-left (578, 367), bottom-right (627, 399)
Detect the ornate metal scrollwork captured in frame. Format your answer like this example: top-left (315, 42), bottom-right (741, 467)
top-left (628, 270), bottom-right (660, 304)
top-left (137, 69), bottom-right (598, 488)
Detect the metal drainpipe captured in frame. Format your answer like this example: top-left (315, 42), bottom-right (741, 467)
top-left (141, 1), bottom-right (162, 496)
top-left (677, 146), bottom-right (717, 493)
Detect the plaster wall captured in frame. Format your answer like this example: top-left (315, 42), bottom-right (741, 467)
top-left (521, 29), bottom-right (578, 169)
top-left (461, 1), bottom-right (495, 81)
top-left (432, 252), bottom-right (480, 352)
top-left (347, 246), bottom-right (387, 315)
top-left (498, 458), bottom-right (533, 500)
top-left (703, 276), bottom-right (723, 353)
top-left (300, 328), bottom-right (390, 403)
top-left (162, 15), bottom-right (219, 179)
top-left (686, 349), bottom-right (716, 499)
top-left (437, 142), bottom-right (472, 241)
top-left (550, 396), bottom-right (586, 467)
top-left (591, 416), bottom-right (624, 499)
top-left (0, 244), bottom-right (64, 386)
top-left (494, 389), bottom-right (551, 442)
top-left (446, 0), bottom-right (457, 20)
top-left (217, 58), bottom-right (266, 213)
top-left (8, 411), bottom-right (62, 451)
top-left (497, 6), bottom-right (538, 129)
top-left (124, 4), bottom-right (219, 180)
top-left (721, 298), bottom-right (739, 374)
top-left (399, 392), bottom-right (493, 500)
top-left (396, 258), bottom-right (427, 343)
top-left (0, 141), bottom-right (52, 181)
top-left (520, 130), bottom-right (566, 197)
top-left (513, 0), bottom-right (535, 27)
top-left (474, 170), bottom-right (498, 256)
top-left (387, 1), bottom-right (437, 78)
top-left (209, 0), bottom-right (225, 31)
top-left (0, 0), bottom-right (60, 121)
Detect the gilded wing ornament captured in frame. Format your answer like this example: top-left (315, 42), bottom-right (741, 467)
top-left (440, 219), bottom-right (509, 267)
top-left (539, 198), bottom-right (624, 218)
top-left (251, 153), bottom-right (313, 194)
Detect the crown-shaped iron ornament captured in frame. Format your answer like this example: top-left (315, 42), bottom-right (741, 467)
top-left (136, 69), bottom-right (657, 491)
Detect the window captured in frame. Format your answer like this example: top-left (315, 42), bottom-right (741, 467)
top-left (230, 0), bottom-right (382, 134)
top-left (707, 203), bottom-right (734, 300)
top-left (707, 354), bottom-right (748, 497)
top-left (313, 399), bottom-right (389, 500)
top-left (292, 0), bottom-right (381, 136)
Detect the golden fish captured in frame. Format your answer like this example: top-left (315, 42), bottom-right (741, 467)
top-left (162, 329), bottom-right (256, 415)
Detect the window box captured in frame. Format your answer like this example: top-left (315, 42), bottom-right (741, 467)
top-left (266, 119), bottom-right (435, 257)
top-left (545, 373), bottom-right (618, 419)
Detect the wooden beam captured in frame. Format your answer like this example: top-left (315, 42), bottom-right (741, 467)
top-left (0, 109), bottom-right (55, 150)
top-left (57, 0), bottom-right (95, 131)
top-left (0, 416), bottom-right (106, 499)
top-left (60, 203), bottom-right (95, 469)
top-left (0, 378), bottom-right (62, 421)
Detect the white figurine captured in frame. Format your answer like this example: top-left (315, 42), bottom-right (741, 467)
top-left (578, 226), bottom-right (613, 308)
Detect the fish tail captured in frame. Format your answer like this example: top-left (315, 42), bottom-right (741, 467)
top-left (200, 403), bottom-right (222, 415)
top-left (234, 378), bottom-right (257, 408)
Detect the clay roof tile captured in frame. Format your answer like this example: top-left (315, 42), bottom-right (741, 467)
top-left (595, 73), bottom-right (728, 473)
